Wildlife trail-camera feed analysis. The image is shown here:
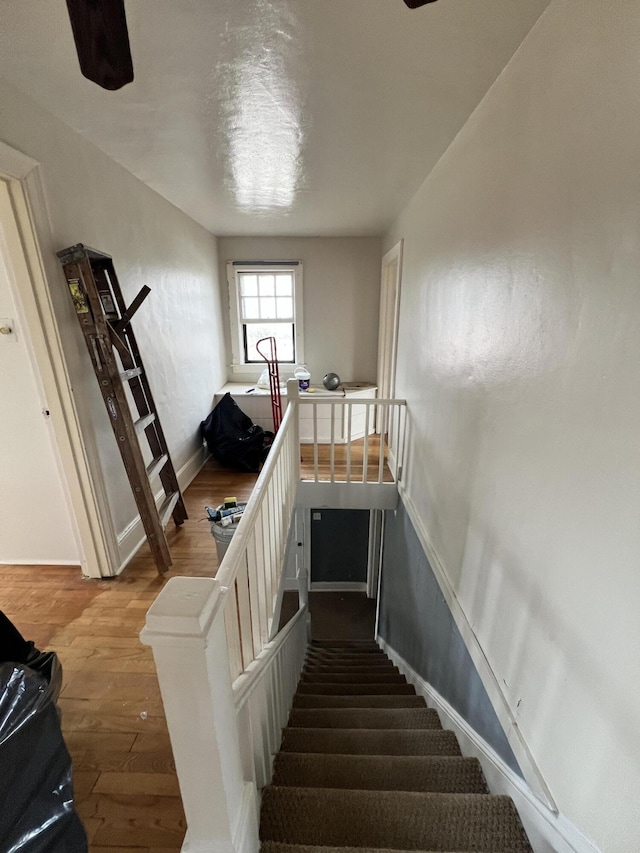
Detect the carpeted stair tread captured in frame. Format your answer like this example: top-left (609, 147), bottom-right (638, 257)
top-left (307, 644), bottom-right (389, 653)
top-left (260, 786), bottom-right (532, 852)
top-left (307, 649), bottom-right (387, 658)
top-left (311, 640), bottom-right (381, 648)
top-left (304, 660), bottom-right (399, 672)
top-left (301, 672), bottom-right (406, 684)
top-left (280, 727), bottom-right (462, 756)
top-left (308, 650), bottom-right (385, 658)
top-left (261, 844), bottom-right (486, 853)
top-left (292, 694), bottom-right (426, 709)
top-left (288, 707), bottom-right (441, 730)
top-left (272, 753), bottom-right (488, 794)
top-left (297, 682), bottom-right (415, 695)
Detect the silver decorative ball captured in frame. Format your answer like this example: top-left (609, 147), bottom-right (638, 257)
top-left (323, 372), bottom-right (341, 391)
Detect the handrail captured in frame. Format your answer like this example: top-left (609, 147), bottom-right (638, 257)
top-left (217, 378), bottom-right (301, 680)
top-left (216, 399), bottom-right (296, 591)
top-left (234, 604), bottom-right (308, 706)
top-left (298, 396), bottom-right (407, 406)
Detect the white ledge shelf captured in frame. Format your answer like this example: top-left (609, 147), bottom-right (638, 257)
top-left (214, 382), bottom-right (377, 443)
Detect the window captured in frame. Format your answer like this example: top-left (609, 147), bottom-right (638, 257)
top-left (227, 262), bottom-right (304, 375)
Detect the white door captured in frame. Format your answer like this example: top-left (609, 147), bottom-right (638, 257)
top-left (0, 149), bottom-right (114, 578)
top-left (0, 181), bottom-right (80, 565)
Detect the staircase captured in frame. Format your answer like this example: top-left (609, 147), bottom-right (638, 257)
top-left (260, 639), bottom-right (532, 853)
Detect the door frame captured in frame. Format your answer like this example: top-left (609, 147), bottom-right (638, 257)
top-left (306, 507), bottom-right (381, 596)
top-left (376, 239), bottom-right (403, 418)
top-left (366, 509), bottom-right (384, 599)
top-left (0, 141), bottom-right (117, 577)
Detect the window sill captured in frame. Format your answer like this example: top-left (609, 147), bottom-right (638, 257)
top-left (230, 363), bottom-right (297, 379)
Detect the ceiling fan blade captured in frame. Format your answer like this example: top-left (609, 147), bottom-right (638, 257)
top-left (403, 0), bottom-right (439, 7)
top-left (65, 0), bottom-right (133, 90)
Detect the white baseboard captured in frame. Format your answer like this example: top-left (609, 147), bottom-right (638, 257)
top-left (180, 782), bottom-right (258, 853)
top-left (117, 445), bottom-right (210, 573)
top-left (378, 638), bottom-right (601, 853)
top-left (0, 559), bottom-right (82, 566)
top-left (233, 783), bottom-right (259, 853)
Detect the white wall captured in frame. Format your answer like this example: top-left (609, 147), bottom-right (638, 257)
top-left (385, 1), bottom-right (640, 850)
top-left (0, 78), bottom-right (227, 555)
top-left (218, 237), bottom-right (381, 386)
top-left (0, 181), bottom-right (79, 564)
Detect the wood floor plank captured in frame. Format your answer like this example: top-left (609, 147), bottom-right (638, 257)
top-left (64, 732), bottom-right (138, 753)
top-left (79, 793), bottom-right (185, 820)
top-left (92, 819), bottom-right (186, 849)
top-left (74, 749), bottom-right (175, 774)
top-left (92, 848), bottom-right (151, 853)
top-left (131, 733), bottom-right (174, 753)
top-left (64, 713), bottom-right (169, 735)
top-left (73, 770), bottom-right (100, 797)
top-left (59, 696), bottom-right (165, 718)
top-left (81, 816), bottom-right (103, 843)
top-left (69, 635), bottom-right (151, 649)
top-left (94, 772), bottom-right (180, 797)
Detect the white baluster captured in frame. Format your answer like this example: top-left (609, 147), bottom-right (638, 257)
top-left (236, 559), bottom-right (253, 669)
top-left (362, 403), bottom-right (370, 483)
top-left (313, 403), bottom-right (319, 481)
top-left (225, 584), bottom-right (243, 680)
top-left (378, 403), bottom-right (387, 484)
top-left (346, 404), bottom-right (352, 483)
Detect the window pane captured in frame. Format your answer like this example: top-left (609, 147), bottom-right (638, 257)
top-left (261, 297), bottom-right (277, 319)
top-left (276, 297), bottom-right (293, 319)
top-left (241, 297), bottom-right (260, 319)
top-left (259, 275), bottom-right (275, 296)
top-left (239, 274), bottom-right (258, 296)
top-left (275, 274), bottom-right (293, 296)
top-left (244, 323), bottom-right (295, 362)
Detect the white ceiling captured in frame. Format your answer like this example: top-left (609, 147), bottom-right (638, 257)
top-left (0, 0), bottom-right (550, 237)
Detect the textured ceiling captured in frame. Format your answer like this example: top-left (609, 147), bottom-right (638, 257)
top-left (0, 0), bottom-right (550, 236)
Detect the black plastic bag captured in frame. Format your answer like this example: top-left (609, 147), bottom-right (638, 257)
top-left (0, 613), bottom-right (87, 853)
top-left (201, 393), bottom-right (274, 473)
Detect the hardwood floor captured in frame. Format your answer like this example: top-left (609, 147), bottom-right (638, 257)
top-left (300, 435), bottom-right (395, 483)
top-left (0, 459), bottom-right (258, 853)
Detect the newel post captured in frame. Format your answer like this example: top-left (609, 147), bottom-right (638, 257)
top-left (141, 577), bottom-right (258, 853)
top-left (286, 377), bottom-right (300, 454)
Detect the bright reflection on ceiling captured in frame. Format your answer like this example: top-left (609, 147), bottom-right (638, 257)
top-left (218, 0), bottom-right (305, 214)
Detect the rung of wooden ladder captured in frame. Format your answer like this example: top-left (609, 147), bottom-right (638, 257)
top-left (57, 243), bottom-right (187, 574)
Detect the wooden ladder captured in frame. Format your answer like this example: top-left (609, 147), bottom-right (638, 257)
top-left (57, 244), bottom-right (187, 574)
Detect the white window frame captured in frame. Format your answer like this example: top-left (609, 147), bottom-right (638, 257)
top-left (227, 261), bottom-right (304, 378)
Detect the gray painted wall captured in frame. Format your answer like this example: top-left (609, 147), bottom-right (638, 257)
top-left (378, 501), bottom-right (521, 775)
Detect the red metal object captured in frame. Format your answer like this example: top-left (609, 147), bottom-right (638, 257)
top-left (256, 336), bottom-right (283, 433)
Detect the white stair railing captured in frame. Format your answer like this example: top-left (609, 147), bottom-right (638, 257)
top-left (299, 396), bottom-right (407, 484)
top-left (217, 380), bottom-right (301, 680)
top-left (141, 379), bottom-right (305, 853)
top-left (141, 382), bottom-right (408, 852)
